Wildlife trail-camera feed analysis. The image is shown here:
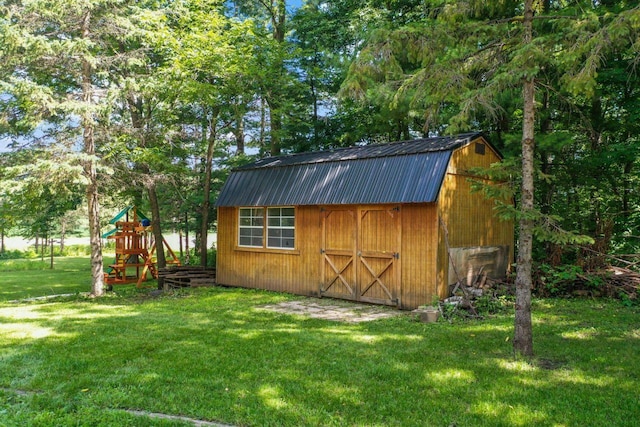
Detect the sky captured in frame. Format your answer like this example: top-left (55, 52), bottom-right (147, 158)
top-left (1, 137), bottom-right (15, 153)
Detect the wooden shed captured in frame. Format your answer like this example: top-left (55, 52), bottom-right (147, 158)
top-left (215, 132), bottom-right (513, 310)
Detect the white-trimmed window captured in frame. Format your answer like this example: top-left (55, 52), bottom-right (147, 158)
top-left (238, 207), bottom-right (295, 250)
top-left (238, 208), bottom-right (264, 247)
top-left (267, 207), bottom-right (295, 249)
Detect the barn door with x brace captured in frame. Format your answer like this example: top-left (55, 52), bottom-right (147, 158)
top-left (320, 206), bottom-right (401, 306)
top-left (320, 208), bottom-right (357, 300)
top-left (357, 206), bottom-right (401, 306)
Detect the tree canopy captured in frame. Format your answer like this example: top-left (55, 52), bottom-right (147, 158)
top-left (1, 0), bottom-right (639, 354)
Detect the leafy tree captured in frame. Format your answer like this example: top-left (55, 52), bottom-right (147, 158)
top-left (0, 0), bottom-right (157, 295)
top-left (0, 146), bottom-right (84, 260)
top-left (342, 0), bottom-right (640, 356)
top-left (165, 0), bottom-right (259, 265)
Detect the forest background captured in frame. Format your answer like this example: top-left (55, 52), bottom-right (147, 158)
top-left (1, 0), bottom-right (639, 312)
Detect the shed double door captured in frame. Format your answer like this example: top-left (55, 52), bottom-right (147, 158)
top-left (320, 206), bottom-right (401, 306)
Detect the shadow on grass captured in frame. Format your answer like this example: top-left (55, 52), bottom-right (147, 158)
top-left (0, 288), bottom-right (638, 426)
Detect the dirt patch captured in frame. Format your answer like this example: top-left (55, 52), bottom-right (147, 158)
top-left (258, 298), bottom-right (405, 323)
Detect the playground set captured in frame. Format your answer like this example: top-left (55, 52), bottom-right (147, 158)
top-left (102, 206), bottom-right (180, 287)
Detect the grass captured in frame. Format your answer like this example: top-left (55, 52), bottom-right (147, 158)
top-left (0, 257), bottom-right (92, 301)
top-left (0, 257), bottom-right (639, 426)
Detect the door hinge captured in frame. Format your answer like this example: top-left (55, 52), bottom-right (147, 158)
top-left (320, 248), bottom-right (325, 254)
top-left (393, 252), bottom-right (400, 259)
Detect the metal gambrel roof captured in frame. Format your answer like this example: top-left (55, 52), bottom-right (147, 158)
top-left (215, 132), bottom-right (485, 207)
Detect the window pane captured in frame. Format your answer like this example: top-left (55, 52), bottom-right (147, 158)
top-left (266, 206), bottom-right (295, 249)
top-left (268, 217), bottom-right (281, 227)
top-left (239, 207), bottom-right (264, 247)
top-left (268, 229), bottom-right (282, 238)
top-left (282, 229), bottom-right (294, 238)
top-left (283, 238), bottom-right (294, 248)
top-left (282, 217), bottom-right (295, 227)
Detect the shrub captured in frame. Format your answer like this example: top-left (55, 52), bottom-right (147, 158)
top-left (180, 248), bottom-right (216, 267)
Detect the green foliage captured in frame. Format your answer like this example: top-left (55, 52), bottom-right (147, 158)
top-left (179, 248), bottom-right (217, 267)
top-left (534, 263), bottom-right (607, 297)
top-left (0, 250), bottom-right (40, 262)
top-left (0, 244), bottom-right (90, 261)
top-left (0, 259), bottom-right (50, 271)
top-left (536, 263), bottom-right (584, 296)
top-left (474, 294), bottom-right (513, 315)
top-left (619, 291), bottom-right (637, 308)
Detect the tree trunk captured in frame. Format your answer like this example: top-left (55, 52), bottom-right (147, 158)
top-left (185, 212), bottom-right (190, 265)
top-left (82, 9), bottom-right (104, 297)
top-left (268, 99), bottom-right (282, 156)
top-left (147, 180), bottom-right (166, 290)
top-left (60, 218), bottom-right (66, 253)
top-left (514, 0), bottom-right (535, 358)
top-left (200, 113), bottom-right (218, 267)
top-left (266, 0), bottom-right (286, 157)
top-left (50, 237), bottom-right (54, 270)
top-left (234, 103), bottom-right (245, 155)
top-left (260, 96), bottom-right (266, 152)
top-left (0, 227), bottom-right (4, 253)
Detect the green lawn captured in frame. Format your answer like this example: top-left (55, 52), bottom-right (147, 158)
top-left (0, 257), bottom-right (93, 301)
top-left (0, 257), bottom-right (639, 426)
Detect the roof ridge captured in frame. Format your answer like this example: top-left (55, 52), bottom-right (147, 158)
top-left (237, 132), bottom-right (482, 171)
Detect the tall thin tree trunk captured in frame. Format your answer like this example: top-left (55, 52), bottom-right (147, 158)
top-left (147, 180), bottom-right (166, 289)
top-left (269, 105), bottom-right (281, 156)
top-left (185, 212), bottom-right (190, 265)
top-left (0, 227), bottom-right (5, 254)
top-left (265, 0), bottom-right (286, 157)
top-left (260, 96), bottom-right (266, 151)
top-left (200, 114), bottom-right (218, 267)
top-left (50, 237), bottom-right (54, 270)
top-left (60, 218), bottom-right (66, 253)
top-left (234, 103), bottom-right (245, 155)
top-left (514, 0), bottom-right (535, 358)
top-left (82, 9), bottom-right (104, 297)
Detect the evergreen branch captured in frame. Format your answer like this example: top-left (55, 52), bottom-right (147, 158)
top-left (487, 14), bottom-right (582, 25)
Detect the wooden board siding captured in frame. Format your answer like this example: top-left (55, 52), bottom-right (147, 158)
top-left (399, 204), bottom-right (439, 309)
top-left (216, 206), bottom-right (321, 296)
top-left (218, 203), bottom-right (443, 309)
top-left (437, 137), bottom-right (515, 291)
